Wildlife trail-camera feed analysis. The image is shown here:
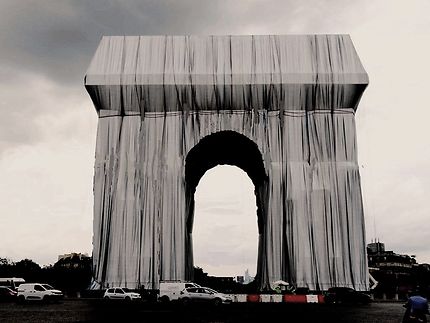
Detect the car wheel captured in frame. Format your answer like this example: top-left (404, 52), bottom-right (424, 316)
top-left (159, 295), bottom-right (169, 303)
top-left (17, 295), bottom-right (25, 304)
top-left (104, 296), bottom-right (110, 300)
top-left (213, 298), bottom-right (222, 306)
top-left (181, 298), bottom-right (191, 306)
top-left (125, 296), bottom-right (132, 302)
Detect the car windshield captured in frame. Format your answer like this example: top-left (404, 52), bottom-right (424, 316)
top-left (122, 288), bottom-right (130, 293)
top-left (205, 288), bottom-right (218, 294)
top-left (42, 284), bottom-right (54, 290)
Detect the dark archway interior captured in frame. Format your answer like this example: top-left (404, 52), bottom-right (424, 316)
top-left (185, 131), bottom-right (267, 190)
top-left (185, 131), bottom-right (267, 233)
top-left (184, 131), bottom-right (268, 285)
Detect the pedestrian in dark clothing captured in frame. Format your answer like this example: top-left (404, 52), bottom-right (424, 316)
top-left (402, 294), bottom-right (429, 323)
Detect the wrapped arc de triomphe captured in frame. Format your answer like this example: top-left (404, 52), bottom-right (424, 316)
top-left (85, 35), bottom-right (369, 291)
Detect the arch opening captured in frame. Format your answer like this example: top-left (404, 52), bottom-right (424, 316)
top-left (193, 165), bottom-right (258, 279)
top-left (184, 131), bottom-right (268, 289)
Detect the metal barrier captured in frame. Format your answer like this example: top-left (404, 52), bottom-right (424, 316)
top-left (226, 294), bottom-right (325, 303)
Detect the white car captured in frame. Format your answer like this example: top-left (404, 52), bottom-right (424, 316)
top-left (159, 281), bottom-right (200, 302)
top-left (17, 283), bottom-right (63, 302)
top-left (178, 287), bottom-right (232, 306)
top-left (103, 287), bottom-right (141, 301)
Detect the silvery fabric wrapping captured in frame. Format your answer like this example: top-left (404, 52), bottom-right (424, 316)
top-left (85, 35), bottom-right (369, 291)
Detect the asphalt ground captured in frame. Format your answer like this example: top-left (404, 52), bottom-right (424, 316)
top-left (0, 299), bottom-right (411, 323)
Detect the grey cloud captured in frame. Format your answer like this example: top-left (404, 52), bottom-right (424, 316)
top-left (0, 0), bottom-right (369, 86)
top-left (0, 66), bottom-right (93, 155)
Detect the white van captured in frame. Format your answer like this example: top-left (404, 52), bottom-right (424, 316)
top-left (0, 277), bottom-right (25, 291)
top-left (159, 281), bottom-right (200, 302)
top-left (17, 283), bottom-right (63, 302)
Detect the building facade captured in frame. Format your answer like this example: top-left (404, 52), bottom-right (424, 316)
top-left (367, 242), bottom-right (430, 299)
top-left (85, 35), bottom-right (369, 291)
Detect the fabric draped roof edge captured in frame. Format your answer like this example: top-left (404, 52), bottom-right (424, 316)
top-left (85, 35), bottom-right (368, 114)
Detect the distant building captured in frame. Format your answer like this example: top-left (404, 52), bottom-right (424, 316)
top-left (367, 242), bottom-right (425, 300)
top-left (56, 253), bottom-right (91, 269)
top-left (367, 243), bottom-right (416, 272)
top-left (367, 242), bottom-right (385, 254)
top-left (58, 253), bottom-right (89, 261)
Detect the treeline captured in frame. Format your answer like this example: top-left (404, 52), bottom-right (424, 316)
top-left (0, 256), bottom-right (92, 296)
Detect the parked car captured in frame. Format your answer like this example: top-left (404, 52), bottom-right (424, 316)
top-left (178, 287), bottom-right (232, 306)
top-left (103, 287), bottom-right (141, 301)
top-left (0, 277), bottom-right (25, 291)
top-left (0, 286), bottom-right (17, 302)
top-left (17, 283), bottom-right (63, 303)
top-left (159, 281), bottom-right (200, 302)
top-left (294, 287), bottom-right (310, 295)
top-left (325, 287), bottom-right (371, 304)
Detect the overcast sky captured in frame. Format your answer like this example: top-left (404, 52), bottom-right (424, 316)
top-left (0, 0), bottom-right (429, 277)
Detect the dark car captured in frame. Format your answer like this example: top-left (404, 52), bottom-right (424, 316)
top-left (0, 286), bottom-right (17, 302)
top-left (294, 287), bottom-right (310, 295)
top-left (325, 287), bottom-right (371, 304)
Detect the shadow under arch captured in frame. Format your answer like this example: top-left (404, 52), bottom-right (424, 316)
top-left (184, 131), bottom-right (269, 290)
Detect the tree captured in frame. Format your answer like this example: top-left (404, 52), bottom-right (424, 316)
top-left (14, 259), bottom-right (42, 282)
top-left (0, 257), bottom-right (14, 276)
top-left (0, 258), bottom-right (13, 266)
top-left (52, 255), bottom-right (92, 295)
